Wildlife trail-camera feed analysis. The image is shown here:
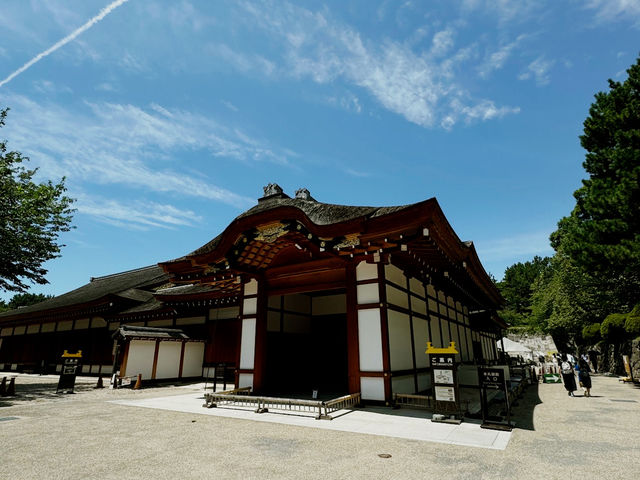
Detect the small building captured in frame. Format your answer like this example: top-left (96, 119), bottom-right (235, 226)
top-left (0, 185), bottom-right (505, 403)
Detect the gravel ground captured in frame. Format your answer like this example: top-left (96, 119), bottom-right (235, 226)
top-left (1, 373), bottom-right (639, 480)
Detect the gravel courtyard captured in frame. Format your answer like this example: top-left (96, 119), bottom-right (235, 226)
top-left (1, 373), bottom-right (639, 480)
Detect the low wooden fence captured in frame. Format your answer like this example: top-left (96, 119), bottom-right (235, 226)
top-left (203, 389), bottom-right (361, 420)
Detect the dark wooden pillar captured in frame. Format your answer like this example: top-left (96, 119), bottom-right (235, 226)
top-left (252, 277), bottom-right (268, 393)
top-left (377, 263), bottom-right (392, 405)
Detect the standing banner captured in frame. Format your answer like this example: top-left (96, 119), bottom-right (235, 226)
top-left (426, 342), bottom-right (461, 424)
top-left (478, 367), bottom-right (512, 431)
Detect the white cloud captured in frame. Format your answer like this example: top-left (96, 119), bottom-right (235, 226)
top-left (204, 43), bottom-right (276, 76)
top-left (32, 79), bottom-right (72, 94)
top-left (221, 100), bottom-right (239, 112)
top-left (584, 0), bottom-right (640, 26)
top-left (477, 35), bottom-right (526, 78)
top-left (76, 195), bottom-right (203, 230)
top-left (518, 56), bottom-right (554, 86)
top-left (2, 94), bottom-right (296, 215)
top-left (239, 2), bottom-right (518, 129)
top-left (95, 82), bottom-right (116, 92)
top-left (461, 0), bottom-right (541, 23)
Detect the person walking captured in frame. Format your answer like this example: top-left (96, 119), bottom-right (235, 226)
top-left (578, 358), bottom-right (592, 397)
top-left (560, 354), bottom-right (577, 396)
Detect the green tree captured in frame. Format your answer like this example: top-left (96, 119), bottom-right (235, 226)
top-left (0, 292), bottom-right (53, 312)
top-left (497, 255), bottom-right (551, 328)
top-left (0, 107), bottom-right (75, 292)
top-left (551, 56), bottom-right (640, 309)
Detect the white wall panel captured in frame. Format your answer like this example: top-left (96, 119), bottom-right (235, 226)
top-left (412, 319), bottom-right (429, 368)
top-left (409, 278), bottom-right (424, 296)
top-left (429, 316), bottom-right (441, 347)
top-left (384, 264), bottom-right (405, 287)
top-left (244, 279), bottom-right (258, 296)
top-left (156, 341), bottom-right (181, 379)
top-left (358, 309), bottom-right (383, 371)
top-left (124, 340), bottom-right (155, 379)
top-left (58, 321), bottom-right (73, 332)
top-left (182, 342), bottom-right (205, 377)
top-left (91, 317), bottom-right (107, 328)
top-left (74, 318), bottom-right (90, 330)
top-left (411, 296), bottom-right (427, 315)
top-left (243, 298), bottom-right (257, 316)
top-left (386, 285), bottom-right (408, 309)
top-left (239, 318), bottom-right (256, 369)
top-left (147, 319), bottom-right (173, 327)
top-left (360, 377), bottom-right (385, 401)
top-left (26, 324), bottom-right (40, 334)
top-left (356, 261), bottom-right (378, 281)
top-left (13, 326), bottom-right (26, 335)
top-left (0, 328), bottom-right (12, 336)
top-left (357, 284), bottom-right (379, 304)
top-left (428, 299), bottom-right (438, 312)
top-left (238, 373), bottom-right (253, 389)
top-left (388, 310), bottom-right (413, 371)
top-left (441, 320), bottom-right (451, 348)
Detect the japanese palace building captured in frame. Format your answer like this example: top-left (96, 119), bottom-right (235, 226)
top-left (0, 184), bottom-right (505, 403)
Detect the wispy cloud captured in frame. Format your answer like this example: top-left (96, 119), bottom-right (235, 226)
top-left (3, 94), bottom-right (296, 216)
top-left (75, 195), bottom-right (203, 231)
top-left (238, 1), bottom-right (519, 130)
top-left (584, 0), bottom-right (640, 26)
top-left (518, 56), bottom-right (554, 86)
top-left (0, 0), bottom-right (130, 88)
top-left (477, 35), bottom-right (526, 78)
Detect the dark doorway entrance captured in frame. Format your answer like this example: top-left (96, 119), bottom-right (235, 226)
top-left (264, 292), bottom-right (348, 397)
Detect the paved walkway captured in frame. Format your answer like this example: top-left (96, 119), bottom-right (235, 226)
top-left (111, 387), bottom-right (511, 450)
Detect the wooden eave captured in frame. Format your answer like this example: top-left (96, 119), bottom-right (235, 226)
top-left (158, 197), bottom-right (502, 309)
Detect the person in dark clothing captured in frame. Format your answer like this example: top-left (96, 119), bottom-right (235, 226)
top-left (560, 354), bottom-right (577, 396)
top-left (578, 359), bottom-right (592, 397)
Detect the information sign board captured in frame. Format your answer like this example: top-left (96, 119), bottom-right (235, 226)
top-left (56, 350), bottom-right (82, 393)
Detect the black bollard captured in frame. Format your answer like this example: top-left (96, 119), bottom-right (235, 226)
top-left (7, 377), bottom-right (15, 396)
top-left (0, 376), bottom-right (6, 396)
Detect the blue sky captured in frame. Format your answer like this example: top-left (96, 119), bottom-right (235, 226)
top-left (0, 0), bottom-right (638, 300)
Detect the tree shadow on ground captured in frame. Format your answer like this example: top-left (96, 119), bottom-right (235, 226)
top-left (0, 380), bottom-right (96, 407)
top-left (508, 382), bottom-right (542, 431)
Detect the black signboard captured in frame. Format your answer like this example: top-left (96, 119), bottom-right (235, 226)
top-left (478, 366), bottom-right (512, 431)
top-left (56, 351), bottom-right (82, 393)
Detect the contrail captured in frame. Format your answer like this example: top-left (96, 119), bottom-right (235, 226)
top-left (0, 0), bottom-right (130, 88)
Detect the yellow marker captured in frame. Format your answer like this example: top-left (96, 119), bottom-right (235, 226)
top-left (62, 350), bottom-right (83, 358)
top-left (425, 342), bottom-right (458, 354)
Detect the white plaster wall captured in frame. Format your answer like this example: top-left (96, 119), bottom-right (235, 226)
top-left (91, 317), bottom-right (107, 328)
top-left (427, 284), bottom-right (436, 298)
top-left (26, 324), bottom-right (40, 334)
top-left (82, 365), bottom-right (90, 373)
top-left (182, 342), bottom-right (205, 377)
top-left (386, 285), bottom-right (408, 309)
top-left (358, 309), bottom-right (383, 371)
top-left (356, 262), bottom-right (378, 281)
top-left (239, 318), bottom-right (256, 370)
top-left (428, 298), bottom-right (438, 313)
top-left (411, 296), bottom-right (427, 315)
top-left (412, 319), bottom-right (429, 368)
top-left (387, 310), bottom-right (413, 371)
top-left (451, 325), bottom-right (462, 361)
top-left (360, 377), bottom-right (385, 401)
top-left (156, 342), bottom-right (181, 379)
top-left (312, 294), bottom-right (346, 315)
top-left (441, 321), bottom-right (451, 348)
top-left (13, 326), bottom-right (26, 335)
top-left (0, 328), bottom-right (12, 336)
top-left (392, 375), bottom-right (415, 394)
top-left (409, 277), bottom-right (424, 296)
top-left (244, 279), bottom-right (258, 296)
top-left (384, 263), bottom-right (405, 287)
top-left (243, 298), bottom-right (257, 316)
top-left (430, 316), bottom-right (441, 347)
top-left (124, 340), bottom-right (155, 379)
top-left (239, 373), bottom-right (253, 389)
top-left (74, 318), bottom-right (90, 330)
top-left (357, 284), bottom-right (379, 304)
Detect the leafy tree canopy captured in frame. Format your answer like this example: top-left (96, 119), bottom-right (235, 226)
top-left (0, 292), bottom-right (53, 312)
top-left (0, 107), bottom-right (75, 293)
top-left (551, 56), bottom-right (640, 308)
